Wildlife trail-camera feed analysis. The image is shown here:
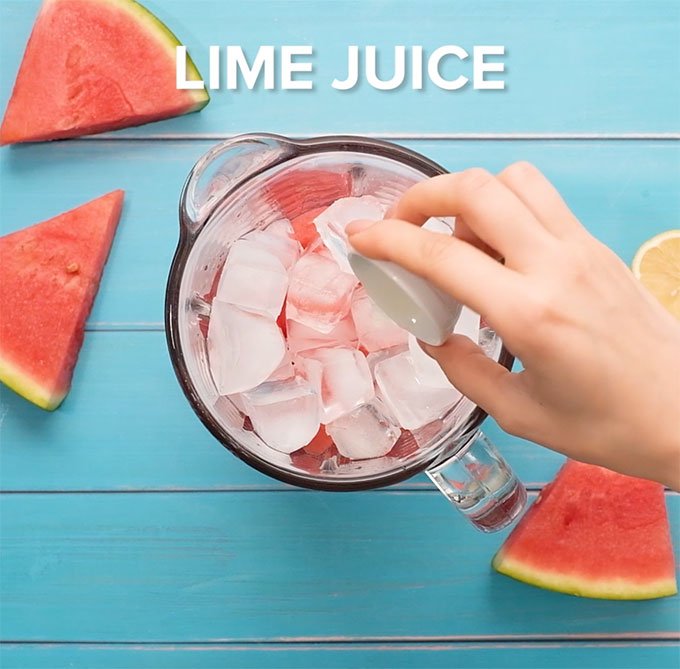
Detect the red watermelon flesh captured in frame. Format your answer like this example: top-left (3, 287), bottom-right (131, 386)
top-left (493, 460), bottom-right (677, 600)
top-left (290, 206), bottom-right (326, 249)
top-left (387, 430), bottom-right (420, 459)
top-left (0, 191), bottom-right (124, 409)
top-left (266, 170), bottom-right (352, 222)
top-left (290, 443), bottom-right (350, 474)
top-left (303, 426), bottom-right (334, 456)
top-left (0, 0), bottom-right (209, 144)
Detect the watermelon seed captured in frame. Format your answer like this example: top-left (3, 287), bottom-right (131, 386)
top-left (66, 262), bottom-right (79, 273)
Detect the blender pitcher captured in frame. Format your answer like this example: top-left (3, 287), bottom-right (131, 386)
top-left (165, 133), bottom-right (526, 532)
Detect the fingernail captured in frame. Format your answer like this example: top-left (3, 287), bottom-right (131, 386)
top-left (346, 219), bottom-right (377, 236)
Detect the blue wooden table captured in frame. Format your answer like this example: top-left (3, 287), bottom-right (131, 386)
top-left (1, 1), bottom-right (679, 667)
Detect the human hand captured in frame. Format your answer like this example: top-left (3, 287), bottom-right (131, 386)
top-left (347, 163), bottom-right (680, 490)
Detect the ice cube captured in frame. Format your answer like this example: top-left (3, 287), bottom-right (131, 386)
top-left (326, 400), bottom-right (401, 460)
top-left (453, 306), bottom-right (481, 342)
top-left (411, 418), bottom-right (445, 447)
top-left (226, 347), bottom-right (294, 413)
top-left (407, 307), bottom-right (481, 388)
top-left (351, 285), bottom-right (408, 352)
top-left (213, 394), bottom-right (246, 427)
top-left (298, 347), bottom-right (374, 423)
top-left (268, 349), bottom-right (296, 381)
top-left (374, 351), bottom-right (461, 430)
top-left (313, 195), bottom-right (386, 271)
top-left (286, 251), bottom-right (358, 333)
top-left (479, 325), bottom-right (502, 359)
top-left (245, 219), bottom-right (301, 270)
top-left (286, 315), bottom-right (357, 355)
top-left (242, 376), bottom-right (320, 453)
top-left (227, 393), bottom-right (247, 413)
top-left (407, 337), bottom-right (450, 388)
top-left (207, 301), bottom-right (286, 395)
top-left (423, 217), bottom-right (454, 235)
top-left (267, 218), bottom-right (295, 238)
top-left (366, 344), bottom-right (408, 375)
top-left (216, 238), bottom-right (288, 318)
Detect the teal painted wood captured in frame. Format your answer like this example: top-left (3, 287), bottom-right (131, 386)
top-left (1, 1), bottom-right (679, 665)
top-left (0, 140), bottom-right (677, 326)
top-left (2, 642), bottom-right (679, 669)
top-left (0, 492), bottom-right (678, 641)
top-left (0, 330), bottom-right (561, 491)
top-left (1, 1), bottom-right (679, 135)
top-left (0, 140), bottom-right (209, 327)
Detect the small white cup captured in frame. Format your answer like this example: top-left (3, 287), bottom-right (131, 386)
top-left (347, 251), bottom-right (462, 346)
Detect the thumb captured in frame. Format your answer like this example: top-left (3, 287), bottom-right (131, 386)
top-left (422, 334), bottom-right (520, 423)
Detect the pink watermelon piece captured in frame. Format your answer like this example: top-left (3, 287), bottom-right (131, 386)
top-left (290, 443), bottom-right (350, 474)
top-left (276, 304), bottom-right (287, 338)
top-left (387, 430), bottom-right (420, 459)
top-left (0, 0), bottom-right (209, 144)
top-left (0, 191), bottom-right (124, 409)
top-left (493, 460), bottom-right (677, 600)
top-left (303, 426), bottom-right (334, 456)
top-left (266, 170), bottom-right (352, 221)
top-left (290, 206), bottom-right (326, 249)
top-left (289, 448), bottom-right (324, 474)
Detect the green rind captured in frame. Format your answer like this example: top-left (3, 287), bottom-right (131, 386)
top-left (52, 0), bottom-right (210, 111)
top-left (0, 353), bottom-right (64, 411)
top-left (492, 550), bottom-right (678, 601)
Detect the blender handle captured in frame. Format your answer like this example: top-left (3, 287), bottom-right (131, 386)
top-left (179, 133), bottom-right (297, 235)
top-left (426, 430), bottom-right (527, 532)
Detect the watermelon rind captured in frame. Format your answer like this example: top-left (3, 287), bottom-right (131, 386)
top-left (492, 551), bottom-right (679, 601)
top-left (0, 353), bottom-right (64, 411)
top-left (0, 190), bottom-right (124, 411)
top-left (491, 461), bottom-right (678, 601)
top-left (94, 0), bottom-right (210, 112)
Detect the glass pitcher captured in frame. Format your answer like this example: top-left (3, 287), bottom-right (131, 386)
top-left (165, 133), bottom-right (526, 532)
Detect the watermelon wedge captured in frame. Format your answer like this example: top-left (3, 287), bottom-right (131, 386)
top-left (493, 460), bottom-right (677, 600)
top-left (0, 0), bottom-right (208, 144)
top-left (0, 191), bottom-right (124, 409)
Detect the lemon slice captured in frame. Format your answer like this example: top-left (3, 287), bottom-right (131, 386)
top-left (632, 230), bottom-right (680, 320)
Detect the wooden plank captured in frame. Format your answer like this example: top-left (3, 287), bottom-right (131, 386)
top-left (0, 492), bottom-right (678, 641)
top-left (2, 642), bottom-right (679, 669)
top-left (1, 1), bottom-right (678, 135)
top-left (0, 330), bottom-right (563, 491)
top-left (0, 140), bottom-right (677, 326)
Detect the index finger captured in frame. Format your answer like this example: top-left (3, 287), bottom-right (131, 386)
top-left (347, 217), bottom-right (524, 320)
top-left (389, 169), bottom-right (555, 268)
